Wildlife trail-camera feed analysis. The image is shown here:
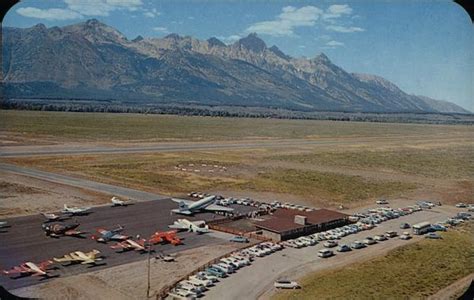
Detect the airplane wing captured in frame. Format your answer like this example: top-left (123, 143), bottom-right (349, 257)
top-left (64, 230), bottom-right (83, 236)
top-left (171, 209), bottom-right (193, 215)
top-left (110, 234), bottom-right (129, 241)
top-left (204, 204), bottom-right (234, 212)
top-left (168, 223), bottom-right (187, 230)
top-left (80, 259), bottom-right (96, 265)
top-left (53, 255), bottom-right (75, 263)
top-left (171, 198), bottom-right (195, 206)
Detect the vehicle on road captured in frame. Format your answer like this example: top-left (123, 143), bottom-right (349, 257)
top-left (318, 249), bottom-right (334, 258)
top-left (425, 233), bottom-right (442, 239)
top-left (230, 236), bottom-right (249, 243)
top-left (274, 279), bottom-right (300, 289)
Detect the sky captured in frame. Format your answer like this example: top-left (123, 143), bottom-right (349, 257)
top-left (3, 0), bottom-right (473, 111)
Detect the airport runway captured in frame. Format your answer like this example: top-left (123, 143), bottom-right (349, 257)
top-left (0, 163), bottom-right (168, 202)
top-left (0, 199), bottom-right (235, 290)
top-left (0, 136), bottom-right (458, 158)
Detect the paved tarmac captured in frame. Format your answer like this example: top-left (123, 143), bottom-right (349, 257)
top-left (0, 199), bottom-right (233, 290)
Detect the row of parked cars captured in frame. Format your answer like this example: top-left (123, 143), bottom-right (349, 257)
top-left (167, 241), bottom-right (283, 299)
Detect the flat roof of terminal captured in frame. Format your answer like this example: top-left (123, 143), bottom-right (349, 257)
top-left (254, 208), bottom-right (348, 234)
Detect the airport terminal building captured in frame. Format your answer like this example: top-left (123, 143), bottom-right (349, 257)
top-left (255, 208), bottom-right (349, 241)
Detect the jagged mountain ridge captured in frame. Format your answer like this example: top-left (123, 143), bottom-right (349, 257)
top-left (2, 19), bottom-right (469, 113)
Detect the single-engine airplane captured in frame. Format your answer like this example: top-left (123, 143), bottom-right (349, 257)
top-left (2, 260), bottom-right (54, 278)
top-left (169, 219), bottom-right (210, 234)
top-left (54, 250), bottom-right (103, 266)
top-left (62, 204), bottom-right (91, 216)
top-left (42, 222), bottom-right (84, 238)
top-left (111, 196), bottom-right (132, 207)
top-left (91, 225), bottom-right (128, 243)
top-left (111, 239), bottom-right (150, 253)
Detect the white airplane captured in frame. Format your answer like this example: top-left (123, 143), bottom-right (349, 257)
top-left (111, 196), bottom-right (131, 207)
top-left (62, 204), bottom-right (91, 216)
top-left (171, 195), bottom-right (233, 215)
top-left (169, 219), bottom-right (210, 234)
top-left (41, 212), bottom-right (63, 222)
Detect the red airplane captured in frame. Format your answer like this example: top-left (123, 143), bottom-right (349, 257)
top-left (3, 260), bottom-right (54, 278)
top-left (149, 230), bottom-right (182, 246)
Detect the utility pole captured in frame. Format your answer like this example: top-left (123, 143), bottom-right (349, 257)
top-left (147, 243), bottom-right (152, 298)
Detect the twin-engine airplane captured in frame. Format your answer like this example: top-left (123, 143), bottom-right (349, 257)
top-left (168, 219), bottom-right (210, 234)
top-left (171, 195), bottom-right (233, 215)
top-left (54, 250), bottom-right (103, 266)
top-left (42, 222), bottom-right (84, 238)
top-left (91, 225), bottom-right (129, 243)
top-left (62, 204), bottom-right (91, 216)
top-left (111, 196), bottom-right (132, 207)
top-left (2, 260), bottom-right (54, 278)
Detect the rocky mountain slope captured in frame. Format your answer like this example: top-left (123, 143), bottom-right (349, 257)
top-left (2, 19), bottom-right (469, 113)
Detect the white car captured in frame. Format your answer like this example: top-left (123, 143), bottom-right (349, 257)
top-left (318, 249), bottom-right (334, 258)
top-left (323, 240), bottom-right (338, 248)
top-left (274, 279), bottom-right (300, 289)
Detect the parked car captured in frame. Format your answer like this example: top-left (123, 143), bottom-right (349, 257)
top-left (351, 241), bottom-right (366, 249)
top-left (318, 249), bottom-right (334, 258)
top-left (431, 224), bottom-right (447, 232)
top-left (337, 244), bottom-right (352, 252)
top-left (274, 279), bottom-right (300, 289)
top-left (385, 231), bottom-right (398, 238)
top-left (400, 223), bottom-right (410, 229)
top-left (230, 236), bottom-right (249, 243)
top-left (323, 240), bottom-right (338, 248)
top-left (376, 199), bottom-right (389, 205)
top-left (425, 232), bottom-right (442, 239)
top-left (399, 232), bottom-right (412, 240)
top-left (363, 237), bottom-right (376, 245)
top-left (373, 235), bottom-right (387, 241)
top-left (455, 203), bottom-right (467, 208)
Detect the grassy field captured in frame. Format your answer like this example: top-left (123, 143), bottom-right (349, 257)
top-left (274, 222), bottom-right (474, 300)
top-left (4, 151), bottom-right (415, 205)
top-left (2, 110), bottom-right (473, 142)
top-left (270, 146), bottom-right (474, 179)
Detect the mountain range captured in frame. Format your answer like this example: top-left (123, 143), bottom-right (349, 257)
top-left (2, 19), bottom-right (469, 113)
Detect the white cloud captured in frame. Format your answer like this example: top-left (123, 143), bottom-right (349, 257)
top-left (153, 26), bottom-right (169, 34)
top-left (64, 0), bottom-right (143, 17)
top-left (143, 8), bottom-right (160, 18)
top-left (326, 40), bottom-right (344, 47)
top-left (246, 6), bottom-right (323, 36)
top-left (17, 7), bottom-right (83, 20)
top-left (326, 25), bottom-right (364, 33)
top-left (216, 34), bottom-right (241, 44)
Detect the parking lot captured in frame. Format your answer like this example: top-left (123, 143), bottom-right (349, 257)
top-left (203, 203), bottom-right (465, 300)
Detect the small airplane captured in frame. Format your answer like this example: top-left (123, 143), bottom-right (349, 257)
top-left (42, 222), bottom-right (84, 238)
top-left (41, 212), bottom-right (65, 222)
top-left (111, 196), bottom-right (132, 207)
top-left (149, 230), bottom-right (182, 246)
top-left (2, 260), bottom-right (54, 278)
top-left (91, 225), bottom-right (129, 243)
top-left (169, 219), bottom-right (210, 234)
top-left (54, 250), bottom-right (103, 266)
top-left (62, 204), bottom-right (91, 216)
top-left (111, 239), bottom-right (150, 253)
top-left (171, 195), bottom-right (234, 215)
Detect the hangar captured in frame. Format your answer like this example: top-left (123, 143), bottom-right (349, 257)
top-left (255, 208), bottom-right (349, 241)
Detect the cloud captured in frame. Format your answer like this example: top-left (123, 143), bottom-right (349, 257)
top-left (143, 8), bottom-right (160, 18)
top-left (246, 6), bottom-right (323, 36)
top-left (153, 26), bottom-right (169, 34)
top-left (16, 7), bottom-right (83, 20)
top-left (216, 34), bottom-right (241, 44)
top-left (326, 25), bottom-right (364, 33)
top-left (326, 40), bottom-right (344, 47)
top-left (64, 0), bottom-right (143, 17)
